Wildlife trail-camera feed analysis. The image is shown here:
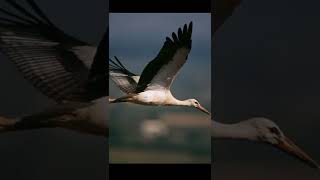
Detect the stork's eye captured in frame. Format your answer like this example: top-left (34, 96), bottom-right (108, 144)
top-left (268, 127), bottom-right (281, 136)
top-left (195, 102), bottom-right (199, 105)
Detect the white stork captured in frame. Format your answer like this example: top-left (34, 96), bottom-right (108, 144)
top-left (0, 0), bottom-right (107, 136)
top-left (212, 0), bottom-right (319, 169)
top-left (109, 22), bottom-right (210, 115)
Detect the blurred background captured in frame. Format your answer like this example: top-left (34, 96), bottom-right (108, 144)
top-left (109, 13), bottom-right (211, 163)
top-left (0, 1), bottom-right (107, 179)
top-left (213, 0), bottom-right (320, 179)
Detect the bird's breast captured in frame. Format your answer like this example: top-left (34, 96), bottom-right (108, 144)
top-left (134, 90), bottom-right (168, 105)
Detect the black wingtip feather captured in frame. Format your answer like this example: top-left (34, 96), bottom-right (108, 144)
top-left (166, 37), bottom-right (173, 43)
top-left (26, 0), bottom-right (55, 26)
top-left (5, 0), bottom-right (43, 24)
top-left (114, 56), bottom-right (127, 70)
top-left (183, 24), bottom-right (187, 34)
top-left (0, 16), bottom-right (27, 26)
top-left (178, 28), bottom-right (183, 39)
top-left (109, 58), bottom-right (119, 68)
top-left (0, 6), bottom-right (34, 25)
top-left (109, 56), bottom-right (136, 77)
top-left (0, 0), bottom-right (55, 27)
top-left (172, 32), bottom-right (178, 42)
top-left (188, 21), bottom-right (193, 36)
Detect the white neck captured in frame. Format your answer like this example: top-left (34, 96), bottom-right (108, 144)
top-left (177, 99), bottom-right (192, 106)
top-left (167, 95), bottom-right (192, 106)
top-left (212, 120), bottom-right (257, 140)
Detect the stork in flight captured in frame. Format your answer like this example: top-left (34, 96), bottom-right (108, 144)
top-left (0, 0), bottom-right (107, 137)
top-left (109, 22), bottom-right (210, 115)
top-left (212, 0), bottom-right (319, 169)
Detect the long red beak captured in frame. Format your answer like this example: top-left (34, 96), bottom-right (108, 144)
top-left (196, 104), bottom-right (211, 115)
top-left (275, 136), bottom-right (319, 169)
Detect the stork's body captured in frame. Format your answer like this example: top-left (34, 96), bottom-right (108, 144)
top-left (120, 90), bottom-right (174, 106)
top-left (112, 90), bottom-right (192, 106)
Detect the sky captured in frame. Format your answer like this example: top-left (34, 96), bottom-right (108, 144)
top-left (213, 0), bottom-right (320, 179)
top-left (0, 1), bottom-right (107, 179)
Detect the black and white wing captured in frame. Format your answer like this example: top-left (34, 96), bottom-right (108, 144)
top-left (135, 22), bottom-right (193, 93)
top-left (109, 56), bottom-right (139, 94)
top-left (0, 0), bottom-right (105, 103)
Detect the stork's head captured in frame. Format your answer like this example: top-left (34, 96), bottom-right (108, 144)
top-left (244, 117), bottom-right (319, 169)
top-left (188, 99), bottom-right (210, 115)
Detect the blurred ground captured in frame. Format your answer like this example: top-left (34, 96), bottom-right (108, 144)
top-left (109, 112), bottom-right (211, 163)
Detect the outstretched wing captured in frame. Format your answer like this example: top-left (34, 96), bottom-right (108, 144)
top-left (135, 22), bottom-right (193, 93)
top-left (109, 56), bottom-right (139, 94)
top-left (0, 0), bottom-right (99, 103)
